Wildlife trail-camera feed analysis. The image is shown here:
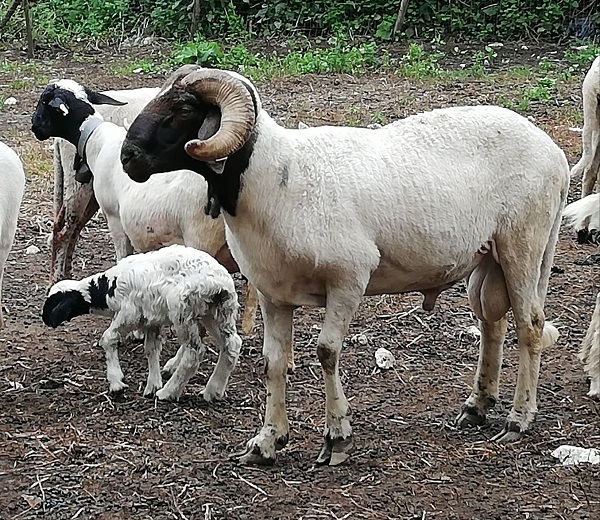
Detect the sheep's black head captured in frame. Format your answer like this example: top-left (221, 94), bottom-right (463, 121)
top-left (121, 67), bottom-right (260, 217)
top-left (31, 80), bottom-right (125, 145)
top-left (42, 280), bottom-right (91, 328)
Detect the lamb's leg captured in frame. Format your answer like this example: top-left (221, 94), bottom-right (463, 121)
top-left (236, 294), bottom-right (295, 465)
top-left (156, 323), bottom-right (204, 401)
top-left (315, 286), bottom-right (364, 466)
top-left (98, 324), bottom-right (127, 394)
top-left (580, 103), bottom-right (600, 198)
top-left (143, 327), bottom-right (163, 397)
top-left (162, 345), bottom-right (186, 376)
top-left (201, 312), bottom-right (242, 403)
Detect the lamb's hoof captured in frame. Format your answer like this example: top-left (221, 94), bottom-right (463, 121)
top-left (233, 445), bottom-right (277, 466)
top-left (201, 386), bottom-right (225, 403)
top-left (155, 387), bottom-right (179, 402)
top-left (143, 382), bottom-right (163, 398)
top-left (108, 382), bottom-right (128, 395)
top-left (456, 406), bottom-right (486, 427)
top-left (161, 360), bottom-right (178, 377)
top-left (316, 434), bottom-right (354, 466)
top-left (491, 421), bottom-right (523, 443)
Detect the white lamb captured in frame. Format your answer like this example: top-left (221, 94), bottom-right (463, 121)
top-left (42, 244), bottom-right (242, 401)
top-left (31, 79), bottom-right (258, 335)
top-left (570, 56), bottom-right (599, 199)
top-left (0, 141), bottom-right (26, 329)
top-left (51, 87), bottom-right (160, 283)
top-left (121, 66), bottom-right (569, 466)
top-left (564, 193), bottom-right (600, 398)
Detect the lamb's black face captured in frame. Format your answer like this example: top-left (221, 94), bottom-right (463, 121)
top-left (42, 290), bottom-right (90, 328)
top-left (31, 85), bottom-right (95, 143)
top-left (121, 87), bottom-right (214, 183)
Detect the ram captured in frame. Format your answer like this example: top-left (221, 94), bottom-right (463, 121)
top-left (121, 66), bottom-right (568, 465)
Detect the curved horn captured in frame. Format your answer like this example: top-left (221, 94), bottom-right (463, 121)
top-left (181, 69), bottom-right (256, 161)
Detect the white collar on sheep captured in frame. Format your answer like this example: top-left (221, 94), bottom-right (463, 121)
top-left (48, 279), bottom-right (91, 303)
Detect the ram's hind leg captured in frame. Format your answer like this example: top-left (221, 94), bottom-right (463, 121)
top-left (458, 253), bottom-right (510, 427)
top-left (491, 234), bottom-right (559, 442)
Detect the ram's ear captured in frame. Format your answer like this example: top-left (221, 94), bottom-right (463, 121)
top-left (197, 108), bottom-right (228, 174)
top-left (85, 88), bottom-right (127, 106)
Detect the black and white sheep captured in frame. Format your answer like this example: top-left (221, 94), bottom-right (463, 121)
top-left (120, 66), bottom-right (568, 465)
top-left (0, 141), bottom-right (26, 329)
top-left (50, 87), bottom-right (160, 283)
top-left (42, 244), bottom-right (242, 401)
top-left (31, 79), bottom-right (258, 335)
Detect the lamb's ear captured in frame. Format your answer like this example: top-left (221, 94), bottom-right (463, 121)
top-left (85, 89), bottom-right (127, 106)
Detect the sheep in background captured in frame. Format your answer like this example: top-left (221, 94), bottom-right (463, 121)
top-left (43, 244), bottom-right (242, 401)
top-left (570, 56), bottom-right (599, 200)
top-left (0, 141), bottom-right (26, 329)
top-left (121, 66), bottom-right (568, 465)
top-left (51, 87), bottom-right (160, 284)
top-left (31, 79), bottom-right (258, 335)
top-left (564, 192), bottom-right (600, 398)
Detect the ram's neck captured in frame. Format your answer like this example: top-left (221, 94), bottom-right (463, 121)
top-left (215, 112), bottom-right (289, 218)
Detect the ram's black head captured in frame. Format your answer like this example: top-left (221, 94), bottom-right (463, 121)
top-left (31, 80), bottom-right (125, 145)
top-left (121, 66), bottom-right (260, 217)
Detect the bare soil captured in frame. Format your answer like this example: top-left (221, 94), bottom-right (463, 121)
top-left (0, 42), bottom-right (599, 520)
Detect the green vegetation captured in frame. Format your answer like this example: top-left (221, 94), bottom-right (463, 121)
top-left (1, 0), bottom-right (597, 44)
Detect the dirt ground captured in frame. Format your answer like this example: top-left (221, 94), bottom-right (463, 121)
top-left (0, 41), bottom-right (599, 519)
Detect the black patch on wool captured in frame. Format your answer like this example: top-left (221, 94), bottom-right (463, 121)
top-left (211, 290), bottom-right (230, 306)
top-left (89, 275), bottom-right (117, 310)
top-left (42, 290), bottom-right (90, 328)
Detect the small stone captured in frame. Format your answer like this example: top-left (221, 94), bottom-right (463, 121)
top-left (351, 333), bottom-right (368, 346)
top-left (465, 325), bottom-right (481, 338)
top-left (375, 347), bottom-right (395, 369)
top-left (25, 245), bottom-right (40, 255)
top-left (3, 97), bottom-right (17, 105)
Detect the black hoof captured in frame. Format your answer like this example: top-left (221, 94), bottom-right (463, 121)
top-left (316, 434), bottom-right (354, 466)
top-left (456, 407), bottom-right (486, 427)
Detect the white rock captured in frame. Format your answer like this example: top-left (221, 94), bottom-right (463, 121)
top-left (3, 97), bottom-right (17, 105)
top-left (352, 333), bottom-right (368, 346)
top-left (551, 445), bottom-right (600, 466)
top-left (25, 245), bottom-right (40, 255)
top-left (465, 325), bottom-right (481, 338)
top-left (132, 68), bottom-right (143, 74)
top-left (487, 42), bottom-right (504, 48)
top-left (569, 127), bottom-right (583, 134)
top-left (375, 347), bottom-right (395, 369)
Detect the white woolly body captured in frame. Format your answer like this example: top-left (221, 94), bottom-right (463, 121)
top-left (51, 88), bottom-right (161, 281)
top-left (570, 55), bottom-right (600, 198)
top-left (48, 245), bottom-right (241, 401)
top-left (227, 106), bottom-right (569, 306)
top-left (84, 123), bottom-right (223, 257)
top-left (50, 245), bottom-right (236, 323)
top-left (0, 141), bottom-right (26, 328)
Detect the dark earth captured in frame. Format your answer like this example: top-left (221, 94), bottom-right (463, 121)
top-left (0, 40), bottom-right (599, 519)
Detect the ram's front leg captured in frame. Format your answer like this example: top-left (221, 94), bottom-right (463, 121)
top-left (316, 285), bottom-right (363, 466)
top-left (99, 324), bottom-right (127, 394)
top-left (237, 294), bottom-right (294, 465)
